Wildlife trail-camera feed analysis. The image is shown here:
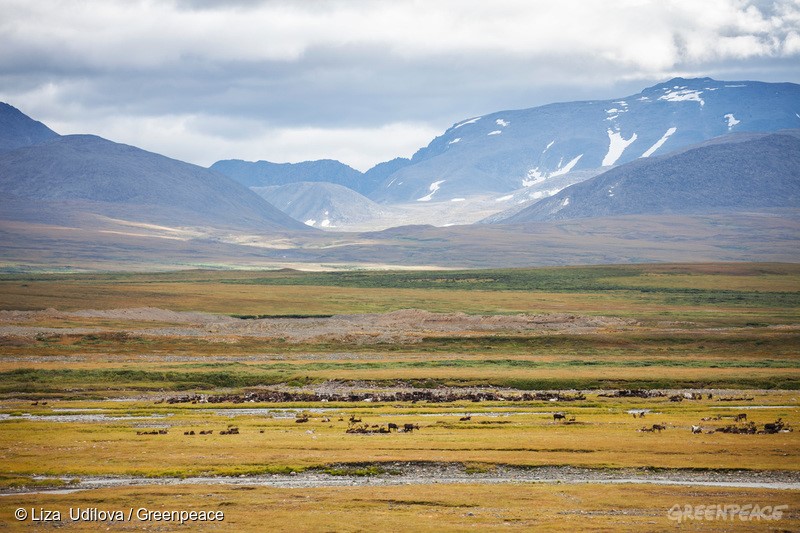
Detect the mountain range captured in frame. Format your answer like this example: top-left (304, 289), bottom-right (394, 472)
top-left (0, 78), bottom-right (798, 270)
top-left (210, 77), bottom-right (800, 229)
top-left (368, 77), bottom-right (800, 204)
top-left (0, 105), bottom-right (308, 232)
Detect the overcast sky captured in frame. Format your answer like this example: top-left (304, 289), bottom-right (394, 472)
top-left (1, 0), bottom-right (799, 171)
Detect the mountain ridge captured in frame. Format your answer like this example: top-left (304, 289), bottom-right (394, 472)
top-left (495, 130), bottom-right (800, 223)
top-left (0, 134), bottom-right (310, 232)
top-left (369, 77), bottom-right (800, 203)
top-left (0, 102), bottom-right (60, 154)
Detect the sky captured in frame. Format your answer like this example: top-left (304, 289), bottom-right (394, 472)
top-left (1, 0), bottom-right (799, 171)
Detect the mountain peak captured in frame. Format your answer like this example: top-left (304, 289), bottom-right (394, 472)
top-left (370, 77), bottom-right (800, 203)
top-left (0, 102), bottom-right (60, 154)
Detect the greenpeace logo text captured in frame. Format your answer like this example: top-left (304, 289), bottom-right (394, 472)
top-left (667, 504), bottom-right (788, 523)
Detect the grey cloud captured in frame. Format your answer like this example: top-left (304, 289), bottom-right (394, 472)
top-left (1, 0), bottom-right (798, 168)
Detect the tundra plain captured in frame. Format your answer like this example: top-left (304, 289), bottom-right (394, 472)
top-left (0, 262), bottom-right (798, 531)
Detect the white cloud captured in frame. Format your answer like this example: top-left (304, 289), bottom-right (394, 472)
top-left (3, 0), bottom-right (798, 72)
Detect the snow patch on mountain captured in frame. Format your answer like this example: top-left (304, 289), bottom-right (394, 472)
top-left (417, 180), bottom-right (445, 202)
top-left (724, 113), bottom-right (740, 129)
top-left (602, 130), bottom-right (638, 166)
top-left (641, 127), bottom-right (677, 158)
top-left (454, 117), bottom-right (481, 129)
top-left (530, 188), bottom-right (561, 200)
top-left (552, 154), bottom-right (583, 177)
top-left (488, 130), bottom-right (502, 136)
top-left (522, 168), bottom-right (546, 187)
top-left (521, 154), bottom-right (583, 187)
top-left (448, 138), bottom-right (461, 144)
top-left (496, 119), bottom-right (509, 127)
top-left (659, 88), bottom-right (705, 106)
top-left (544, 140), bottom-right (554, 152)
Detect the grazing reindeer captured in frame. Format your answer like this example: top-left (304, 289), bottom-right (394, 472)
top-left (459, 416), bottom-right (471, 421)
top-left (403, 423), bottom-right (419, 432)
top-left (553, 413), bottom-right (566, 422)
top-left (388, 423), bottom-right (399, 431)
top-left (651, 424), bottom-right (666, 432)
top-left (691, 425), bottom-right (702, 434)
top-left (734, 413), bottom-right (747, 422)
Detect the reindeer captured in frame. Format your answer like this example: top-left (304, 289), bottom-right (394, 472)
top-left (553, 413), bottom-right (566, 422)
top-left (459, 416), bottom-right (471, 421)
top-left (691, 425), bottom-right (702, 434)
top-left (734, 413), bottom-right (747, 422)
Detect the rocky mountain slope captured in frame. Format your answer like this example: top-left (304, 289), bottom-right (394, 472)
top-left (496, 130), bottom-right (800, 223)
top-left (370, 78), bottom-right (800, 203)
top-left (0, 102), bottom-right (60, 154)
top-left (252, 181), bottom-right (398, 229)
top-left (0, 134), bottom-right (309, 231)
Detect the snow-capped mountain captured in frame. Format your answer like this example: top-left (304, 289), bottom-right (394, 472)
top-left (370, 78), bottom-right (800, 203)
top-left (493, 130), bottom-right (800, 224)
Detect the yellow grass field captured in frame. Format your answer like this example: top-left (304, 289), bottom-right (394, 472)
top-left (1, 263), bottom-right (798, 530)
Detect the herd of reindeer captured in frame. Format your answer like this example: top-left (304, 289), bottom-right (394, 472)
top-left (133, 411), bottom-right (791, 437)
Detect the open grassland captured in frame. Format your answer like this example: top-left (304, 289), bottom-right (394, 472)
top-left (2, 483), bottom-right (798, 532)
top-left (1, 263), bottom-right (798, 529)
top-left (1, 262), bottom-right (798, 324)
top-left (1, 393), bottom-right (798, 479)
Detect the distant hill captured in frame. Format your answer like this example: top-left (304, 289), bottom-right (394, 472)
top-left (370, 78), bottom-right (800, 203)
top-left (210, 158), bottom-right (381, 195)
top-left (252, 181), bottom-right (396, 229)
top-left (495, 131), bottom-right (800, 223)
top-left (0, 135), bottom-right (310, 231)
top-left (0, 102), bottom-right (60, 154)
